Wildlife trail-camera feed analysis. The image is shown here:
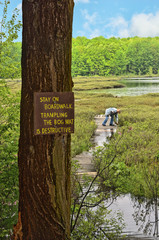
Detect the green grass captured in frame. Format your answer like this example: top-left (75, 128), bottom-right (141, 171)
top-left (73, 76), bottom-right (125, 91)
top-left (5, 79), bottom-right (21, 93)
top-left (5, 77), bottom-right (159, 157)
top-left (72, 88), bottom-right (159, 156)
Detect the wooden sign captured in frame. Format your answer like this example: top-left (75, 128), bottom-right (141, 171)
top-left (34, 92), bottom-right (74, 135)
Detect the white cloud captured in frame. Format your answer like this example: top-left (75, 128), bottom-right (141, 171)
top-left (130, 12), bottom-right (159, 37)
top-left (82, 9), bottom-right (97, 24)
top-left (74, 0), bottom-right (90, 3)
top-left (80, 9), bottom-right (100, 38)
top-left (105, 12), bottom-right (159, 38)
top-left (118, 28), bottom-right (129, 38)
top-left (107, 16), bottom-right (128, 29)
top-left (90, 29), bottom-right (101, 38)
top-left (83, 22), bottom-right (91, 32)
top-left (105, 16), bottom-right (129, 38)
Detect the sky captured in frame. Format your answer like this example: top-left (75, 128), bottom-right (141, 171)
top-left (2, 0), bottom-right (159, 41)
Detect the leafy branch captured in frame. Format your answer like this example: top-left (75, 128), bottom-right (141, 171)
top-left (71, 132), bottom-right (125, 237)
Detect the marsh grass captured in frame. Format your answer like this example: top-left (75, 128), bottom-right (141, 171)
top-left (5, 77), bottom-right (159, 157)
top-left (72, 87), bottom-right (159, 156)
top-left (5, 79), bottom-right (21, 93)
top-left (73, 76), bottom-right (125, 91)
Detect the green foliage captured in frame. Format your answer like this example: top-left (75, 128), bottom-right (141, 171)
top-left (0, 42), bottom-right (21, 79)
top-left (71, 109), bottom-right (96, 157)
top-left (0, 79), bottom-right (20, 238)
top-left (93, 118), bottom-right (159, 194)
top-left (72, 36), bottom-right (159, 77)
top-left (71, 204), bottom-right (124, 240)
top-left (0, 3), bottom-right (21, 237)
top-left (0, 0), bottom-right (22, 42)
top-left (0, 0), bottom-right (22, 79)
top-left (71, 163), bottom-right (125, 239)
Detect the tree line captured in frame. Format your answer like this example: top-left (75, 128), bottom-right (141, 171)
top-left (72, 36), bottom-right (159, 77)
top-left (1, 36), bottom-right (159, 79)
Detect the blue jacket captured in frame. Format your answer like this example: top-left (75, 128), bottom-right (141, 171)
top-left (105, 107), bottom-right (118, 123)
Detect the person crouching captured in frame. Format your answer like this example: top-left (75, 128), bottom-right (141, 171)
top-left (102, 107), bottom-right (121, 126)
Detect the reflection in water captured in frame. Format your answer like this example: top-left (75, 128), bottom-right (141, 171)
top-left (121, 79), bottom-right (159, 87)
top-left (108, 194), bottom-right (159, 239)
top-left (108, 79), bottom-right (159, 96)
top-left (94, 116), bottom-right (159, 239)
top-left (94, 115), bottom-right (117, 147)
top-left (87, 78), bottom-right (159, 96)
top-left (94, 128), bottom-right (116, 146)
top-left (132, 197), bottom-right (157, 236)
top-left (117, 79), bottom-right (159, 96)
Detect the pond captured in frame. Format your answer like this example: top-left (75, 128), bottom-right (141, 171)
top-left (118, 78), bottom-right (159, 96)
top-left (87, 77), bottom-right (159, 96)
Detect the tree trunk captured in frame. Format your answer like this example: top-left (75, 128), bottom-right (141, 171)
top-left (12, 0), bottom-right (74, 239)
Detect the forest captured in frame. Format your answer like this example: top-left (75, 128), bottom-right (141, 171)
top-left (72, 36), bottom-right (159, 76)
top-left (1, 36), bottom-right (159, 79)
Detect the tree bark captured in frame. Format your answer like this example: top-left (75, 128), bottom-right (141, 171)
top-left (12, 0), bottom-right (74, 239)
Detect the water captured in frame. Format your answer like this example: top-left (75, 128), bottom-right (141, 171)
top-left (118, 78), bottom-right (159, 96)
top-left (87, 78), bottom-right (159, 96)
top-left (93, 115), bottom-right (159, 240)
top-left (108, 194), bottom-right (159, 239)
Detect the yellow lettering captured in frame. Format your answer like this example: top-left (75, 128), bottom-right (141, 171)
top-left (42, 128), bottom-right (47, 134)
top-left (44, 120), bottom-right (52, 126)
top-left (44, 104), bottom-right (72, 110)
top-left (41, 127), bottom-right (72, 134)
top-left (65, 119), bottom-right (74, 124)
top-left (40, 97), bottom-right (51, 102)
top-left (52, 97), bottom-right (59, 102)
top-left (40, 112), bottom-right (68, 118)
top-left (54, 119), bottom-right (64, 125)
top-left (36, 129), bottom-right (41, 134)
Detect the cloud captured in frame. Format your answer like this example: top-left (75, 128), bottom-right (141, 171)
top-left (81, 9), bottom-right (97, 24)
top-left (107, 16), bottom-right (128, 29)
top-left (105, 16), bottom-right (129, 38)
top-left (90, 29), bottom-right (101, 38)
top-left (79, 9), bottom-right (100, 38)
top-left (74, 0), bottom-right (90, 3)
top-left (130, 12), bottom-right (159, 37)
top-left (106, 11), bottom-right (159, 38)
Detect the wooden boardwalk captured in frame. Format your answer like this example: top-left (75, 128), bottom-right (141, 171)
top-left (73, 115), bottom-right (117, 176)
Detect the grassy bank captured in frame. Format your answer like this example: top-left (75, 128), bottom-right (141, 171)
top-left (5, 74), bottom-right (159, 93)
top-left (73, 76), bottom-right (125, 91)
